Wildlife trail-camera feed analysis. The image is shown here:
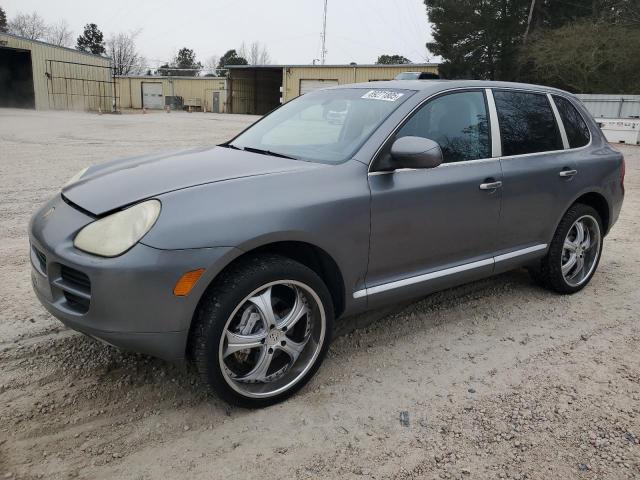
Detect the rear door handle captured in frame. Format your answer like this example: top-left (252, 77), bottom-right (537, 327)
top-left (559, 169), bottom-right (578, 178)
top-left (479, 181), bottom-right (502, 190)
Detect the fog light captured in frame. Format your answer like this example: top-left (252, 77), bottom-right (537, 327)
top-left (173, 269), bottom-right (205, 297)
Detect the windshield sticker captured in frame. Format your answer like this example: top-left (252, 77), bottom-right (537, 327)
top-left (361, 90), bottom-right (404, 102)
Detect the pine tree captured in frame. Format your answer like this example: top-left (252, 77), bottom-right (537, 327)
top-left (424, 0), bottom-right (530, 80)
top-left (76, 23), bottom-right (106, 55)
top-left (0, 7), bottom-right (8, 33)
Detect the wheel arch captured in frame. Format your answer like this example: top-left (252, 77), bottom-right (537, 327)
top-left (189, 240), bottom-right (346, 341)
top-left (245, 241), bottom-right (346, 318)
top-left (572, 191), bottom-right (611, 235)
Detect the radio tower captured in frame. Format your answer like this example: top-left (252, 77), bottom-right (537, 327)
top-left (320, 0), bottom-right (328, 65)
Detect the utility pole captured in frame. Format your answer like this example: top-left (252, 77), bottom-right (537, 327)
top-left (523, 0), bottom-right (536, 44)
top-left (320, 0), bottom-right (328, 65)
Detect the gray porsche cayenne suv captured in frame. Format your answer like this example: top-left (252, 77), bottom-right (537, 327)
top-left (30, 80), bottom-right (625, 407)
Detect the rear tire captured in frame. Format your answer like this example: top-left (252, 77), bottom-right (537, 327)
top-left (529, 203), bottom-right (603, 294)
top-left (189, 254), bottom-right (334, 408)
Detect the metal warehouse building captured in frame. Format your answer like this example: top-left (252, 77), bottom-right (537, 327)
top-left (116, 76), bottom-right (227, 112)
top-left (0, 32), bottom-right (113, 111)
top-left (225, 63), bottom-right (439, 114)
top-left (576, 94), bottom-right (640, 119)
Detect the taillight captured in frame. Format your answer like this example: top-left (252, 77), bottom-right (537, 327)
top-left (621, 157), bottom-right (625, 193)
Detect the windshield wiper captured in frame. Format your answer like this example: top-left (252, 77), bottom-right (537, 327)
top-left (240, 146), bottom-right (298, 160)
top-left (221, 143), bottom-right (298, 160)
top-left (219, 143), bottom-right (242, 150)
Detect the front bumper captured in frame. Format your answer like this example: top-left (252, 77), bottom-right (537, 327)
top-left (29, 195), bottom-right (238, 361)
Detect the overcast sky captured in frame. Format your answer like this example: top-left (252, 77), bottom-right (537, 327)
top-left (4, 0), bottom-right (435, 68)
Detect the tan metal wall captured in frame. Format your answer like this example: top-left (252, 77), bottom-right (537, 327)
top-left (0, 32), bottom-right (111, 110)
top-left (116, 76), bottom-right (227, 112)
top-left (282, 65), bottom-right (439, 102)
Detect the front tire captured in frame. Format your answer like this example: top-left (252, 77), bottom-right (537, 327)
top-left (189, 254), bottom-right (334, 408)
top-left (530, 203), bottom-right (603, 294)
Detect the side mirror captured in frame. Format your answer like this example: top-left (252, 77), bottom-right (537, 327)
top-left (390, 136), bottom-right (443, 169)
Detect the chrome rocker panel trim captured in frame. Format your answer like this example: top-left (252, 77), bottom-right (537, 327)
top-left (353, 244), bottom-right (548, 299)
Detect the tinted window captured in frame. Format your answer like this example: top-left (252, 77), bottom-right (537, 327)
top-left (553, 95), bottom-right (590, 148)
top-left (396, 91), bottom-right (490, 163)
top-left (494, 91), bottom-right (563, 156)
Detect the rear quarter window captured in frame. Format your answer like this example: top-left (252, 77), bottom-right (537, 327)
top-left (552, 95), bottom-right (591, 148)
top-left (494, 91), bottom-right (563, 156)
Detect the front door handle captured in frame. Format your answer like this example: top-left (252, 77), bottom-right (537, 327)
top-left (479, 181), bottom-right (502, 190)
top-left (559, 169), bottom-right (578, 178)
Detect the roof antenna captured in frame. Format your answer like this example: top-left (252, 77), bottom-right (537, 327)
top-left (320, 0), bottom-right (328, 65)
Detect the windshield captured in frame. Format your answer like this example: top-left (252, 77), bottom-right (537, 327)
top-left (229, 88), bottom-right (414, 164)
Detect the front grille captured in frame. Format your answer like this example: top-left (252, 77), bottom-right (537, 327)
top-left (60, 265), bottom-right (91, 291)
top-left (33, 247), bottom-right (47, 272)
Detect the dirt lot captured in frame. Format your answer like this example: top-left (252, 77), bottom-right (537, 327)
top-left (1, 108), bottom-right (638, 480)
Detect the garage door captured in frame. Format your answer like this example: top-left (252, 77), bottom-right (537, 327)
top-left (300, 79), bottom-right (339, 95)
top-left (0, 48), bottom-right (35, 109)
top-left (142, 82), bottom-right (164, 109)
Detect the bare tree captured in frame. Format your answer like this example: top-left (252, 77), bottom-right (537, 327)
top-left (258, 46), bottom-right (271, 65)
top-left (44, 20), bottom-right (73, 47)
top-left (238, 42), bottom-right (248, 61)
top-left (239, 41), bottom-right (271, 65)
top-left (523, 20), bottom-right (640, 93)
top-left (106, 30), bottom-right (141, 76)
top-left (8, 12), bottom-right (47, 40)
top-left (204, 54), bottom-right (220, 76)
top-left (130, 55), bottom-right (148, 76)
top-left (249, 42), bottom-right (260, 64)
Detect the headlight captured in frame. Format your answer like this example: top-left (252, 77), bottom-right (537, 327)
top-left (64, 167), bottom-right (89, 188)
top-left (74, 200), bottom-right (161, 257)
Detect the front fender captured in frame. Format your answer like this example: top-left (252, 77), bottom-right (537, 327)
top-left (141, 160), bottom-right (371, 306)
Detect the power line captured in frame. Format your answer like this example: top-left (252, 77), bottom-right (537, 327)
top-left (396, 0), bottom-right (427, 56)
top-left (370, 0), bottom-right (416, 60)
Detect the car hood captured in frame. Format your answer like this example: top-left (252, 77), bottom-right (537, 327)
top-left (62, 146), bottom-right (318, 216)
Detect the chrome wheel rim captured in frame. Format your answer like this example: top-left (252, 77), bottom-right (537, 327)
top-left (561, 215), bottom-right (601, 287)
top-left (218, 280), bottom-right (326, 398)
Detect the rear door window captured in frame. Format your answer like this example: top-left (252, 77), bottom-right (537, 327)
top-left (552, 95), bottom-right (591, 148)
top-left (396, 90), bottom-right (491, 163)
top-left (494, 91), bottom-right (563, 156)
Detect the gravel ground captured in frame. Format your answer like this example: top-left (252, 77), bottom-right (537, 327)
top-left (0, 108), bottom-right (638, 480)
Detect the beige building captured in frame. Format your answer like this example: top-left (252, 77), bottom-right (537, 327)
top-left (116, 76), bottom-right (227, 112)
top-left (0, 32), bottom-right (112, 111)
top-left (226, 64), bottom-right (439, 114)
top-left (0, 36), bottom-right (438, 117)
